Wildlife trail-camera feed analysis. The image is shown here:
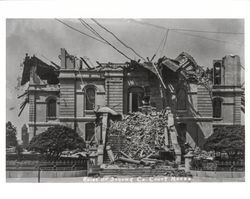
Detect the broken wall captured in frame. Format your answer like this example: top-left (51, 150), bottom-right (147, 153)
top-left (175, 119), bottom-right (213, 149)
top-left (123, 66), bottom-right (164, 113)
top-left (223, 55), bottom-right (241, 86)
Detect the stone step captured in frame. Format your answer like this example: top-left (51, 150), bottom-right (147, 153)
top-left (100, 168), bottom-right (172, 177)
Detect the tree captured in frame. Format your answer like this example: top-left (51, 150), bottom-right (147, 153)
top-left (6, 121), bottom-right (18, 148)
top-left (203, 125), bottom-right (244, 158)
top-left (27, 125), bottom-right (86, 160)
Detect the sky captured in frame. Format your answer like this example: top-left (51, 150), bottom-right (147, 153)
top-left (6, 18), bottom-right (244, 139)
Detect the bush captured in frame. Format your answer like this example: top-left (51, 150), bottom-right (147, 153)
top-left (203, 125), bottom-right (244, 158)
top-left (6, 122), bottom-right (18, 148)
top-left (27, 125), bottom-right (85, 161)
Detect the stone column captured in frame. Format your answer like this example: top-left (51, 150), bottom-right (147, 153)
top-left (101, 113), bottom-right (108, 145)
top-left (97, 145), bottom-right (104, 165)
top-left (184, 152), bottom-right (194, 172)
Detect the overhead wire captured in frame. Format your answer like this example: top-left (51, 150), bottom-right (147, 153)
top-left (152, 62), bottom-right (167, 89)
top-left (55, 18), bottom-right (108, 45)
top-left (159, 29), bottom-right (170, 58)
top-left (171, 28), bottom-right (244, 35)
top-left (91, 18), bottom-right (146, 61)
top-left (56, 18), bottom-right (133, 60)
top-left (129, 19), bottom-right (244, 35)
top-left (56, 18), bottom-right (243, 63)
top-left (79, 19), bottom-right (105, 40)
top-left (173, 30), bottom-right (243, 46)
top-left (154, 31), bottom-right (167, 56)
top-left (79, 19), bottom-right (113, 51)
top-left (130, 19), bottom-right (244, 47)
top-left (79, 19), bottom-right (133, 60)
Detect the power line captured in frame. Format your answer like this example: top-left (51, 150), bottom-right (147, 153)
top-left (79, 19), bottom-right (132, 60)
top-left (91, 18), bottom-right (146, 61)
top-left (172, 28), bottom-right (244, 35)
top-left (80, 19), bottom-right (132, 60)
top-left (173, 30), bottom-right (243, 46)
top-left (79, 19), bottom-right (97, 35)
top-left (79, 19), bottom-right (105, 40)
top-left (152, 63), bottom-right (167, 89)
top-left (130, 19), bottom-right (244, 35)
top-left (55, 19), bottom-right (108, 45)
top-left (79, 19), bottom-right (112, 48)
top-left (154, 31), bottom-right (167, 56)
top-left (160, 29), bottom-right (169, 58)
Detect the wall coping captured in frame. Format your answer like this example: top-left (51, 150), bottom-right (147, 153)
top-left (190, 170), bottom-right (245, 178)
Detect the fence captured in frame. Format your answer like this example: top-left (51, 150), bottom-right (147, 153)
top-left (6, 160), bottom-right (89, 179)
top-left (191, 160), bottom-right (244, 172)
top-left (6, 160), bottom-right (88, 171)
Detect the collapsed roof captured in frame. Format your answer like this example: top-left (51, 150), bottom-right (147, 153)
top-left (21, 54), bottom-right (59, 86)
top-left (159, 52), bottom-right (211, 88)
top-left (20, 50), bottom-right (210, 90)
top-left (92, 62), bottom-right (128, 71)
top-left (161, 52), bottom-right (198, 72)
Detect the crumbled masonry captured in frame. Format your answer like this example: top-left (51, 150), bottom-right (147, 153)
top-left (159, 52), bottom-right (212, 90)
top-left (108, 112), bottom-right (173, 161)
top-left (21, 55), bottom-right (59, 86)
top-left (18, 48), bottom-right (244, 174)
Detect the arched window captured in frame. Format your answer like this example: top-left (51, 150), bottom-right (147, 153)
top-left (214, 62), bottom-right (222, 85)
top-left (213, 97), bottom-right (222, 118)
top-left (85, 123), bottom-right (95, 141)
top-left (85, 87), bottom-right (95, 110)
top-left (176, 88), bottom-right (187, 110)
top-left (47, 98), bottom-right (56, 120)
top-left (128, 87), bottom-right (144, 112)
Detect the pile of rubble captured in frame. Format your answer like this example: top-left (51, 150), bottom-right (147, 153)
top-left (108, 112), bottom-right (175, 165)
top-left (185, 145), bottom-right (214, 161)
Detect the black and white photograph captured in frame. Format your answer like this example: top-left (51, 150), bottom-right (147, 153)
top-left (5, 18), bottom-right (245, 183)
top-left (1, 1), bottom-right (250, 199)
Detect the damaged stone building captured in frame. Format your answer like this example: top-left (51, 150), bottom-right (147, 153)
top-left (19, 48), bottom-right (244, 163)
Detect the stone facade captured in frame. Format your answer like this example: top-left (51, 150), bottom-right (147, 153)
top-left (26, 49), bottom-right (243, 149)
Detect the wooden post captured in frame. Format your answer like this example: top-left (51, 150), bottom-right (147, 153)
top-left (129, 92), bottom-right (133, 112)
top-left (37, 165), bottom-right (40, 183)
